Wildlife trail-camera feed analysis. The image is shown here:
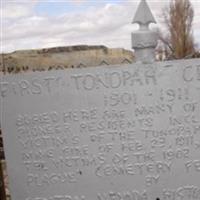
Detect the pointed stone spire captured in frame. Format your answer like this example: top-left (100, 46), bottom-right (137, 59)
top-left (133, 0), bottom-right (156, 27)
top-left (131, 0), bottom-right (158, 63)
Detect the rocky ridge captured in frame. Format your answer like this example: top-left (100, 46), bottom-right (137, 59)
top-left (0, 45), bottom-right (134, 74)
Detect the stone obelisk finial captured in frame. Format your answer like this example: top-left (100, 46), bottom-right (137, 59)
top-left (132, 0), bottom-right (158, 62)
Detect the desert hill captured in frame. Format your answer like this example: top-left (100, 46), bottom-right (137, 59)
top-left (0, 45), bottom-right (134, 74)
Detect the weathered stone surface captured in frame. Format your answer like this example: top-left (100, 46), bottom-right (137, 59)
top-left (0, 45), bottom-right (134, 74)
top-left (1, 58), bottom-right (200, 200)
top-left (132, 0), bottom-right (156, 25)
top-left (132, 0), bottom-right (158, 62)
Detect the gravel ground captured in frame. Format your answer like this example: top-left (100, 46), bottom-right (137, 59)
top-left (1, 160), bottom-right (11, 200)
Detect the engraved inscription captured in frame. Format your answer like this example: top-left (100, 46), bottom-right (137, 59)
top-left (1, 59), bottom-right (200, 200)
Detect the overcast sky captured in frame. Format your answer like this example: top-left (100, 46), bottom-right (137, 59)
top-left (1, 0), bottom-right (200, 53)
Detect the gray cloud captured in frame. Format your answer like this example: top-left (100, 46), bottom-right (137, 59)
top-left (1, 0), bottom-right (200, 53)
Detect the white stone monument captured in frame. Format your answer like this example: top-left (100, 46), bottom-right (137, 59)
top-left (132, 0), bottom-right (158, 62)
top-left (0, 1), bottom-right (200, 200)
